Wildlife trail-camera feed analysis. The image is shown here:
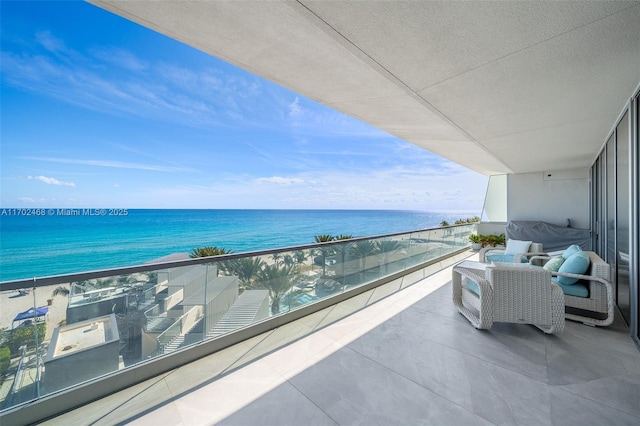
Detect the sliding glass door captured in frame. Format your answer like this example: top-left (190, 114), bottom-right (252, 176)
top-left (616, 112), bottom-right (630, 324)
top-left (592, 107), bottom-right (634, 328)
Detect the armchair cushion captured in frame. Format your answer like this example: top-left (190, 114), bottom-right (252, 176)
top-left (562, 244), bottom-right (583, 260)
top-left (504, 239), bottom-right (532, 255)
top-left (465, 280), bottom-right (480, 296)
top-left (486, 253), bottom-right (529, 263)
top-left (552, 279), bottom-right (589, 297)
top-left (543, 256), bottom-right (565, 272)
top-left (556, 251), bottom-right (590, 285)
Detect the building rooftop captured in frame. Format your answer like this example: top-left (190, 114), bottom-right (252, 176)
top-left (47, 314), bottom-right (119, 360)
top-left (42, 255), bottom-right (640, 425)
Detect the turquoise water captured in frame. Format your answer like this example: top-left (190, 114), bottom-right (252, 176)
top-left (0, 209), bottom-right (477, 282)
top-left (281, 292), bottom-right (320, 311)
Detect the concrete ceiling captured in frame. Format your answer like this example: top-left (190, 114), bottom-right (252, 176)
top-left (90, 1), bottom-right (640, 176)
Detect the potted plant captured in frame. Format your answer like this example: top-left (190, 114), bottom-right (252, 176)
top-left (483, 233), bottom-right (505, 247)
top-left (469, 234), bottom-right (482, 251)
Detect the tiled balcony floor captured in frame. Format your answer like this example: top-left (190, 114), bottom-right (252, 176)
top-left (44, 255), bottom-right (640, 425)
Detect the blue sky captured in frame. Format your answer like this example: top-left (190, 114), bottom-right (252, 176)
top-left (1, 1), bottom-right (488, 211)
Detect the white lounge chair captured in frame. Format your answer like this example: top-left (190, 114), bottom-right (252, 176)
top-left (452, 261), bottom-right (565, 334)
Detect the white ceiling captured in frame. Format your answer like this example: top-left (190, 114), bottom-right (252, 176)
top-left (90, 1), bottom-right (640, 175)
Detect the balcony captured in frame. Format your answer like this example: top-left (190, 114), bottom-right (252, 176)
top-left (38, 252), bottom-right (640, 425)
top-left (0, 225), bottom-right (475, 423)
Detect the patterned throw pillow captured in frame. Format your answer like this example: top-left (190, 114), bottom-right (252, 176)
top-left (543, 256), bottom-right (565, 272)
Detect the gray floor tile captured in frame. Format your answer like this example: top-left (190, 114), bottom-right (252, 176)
top-left (556, 373), bottom-right (640, 418)
top-left (218, 381), bottom-right (338, 426)
top-left (380, 301), bottom-right (550, 381)
top-left (348, 315), bottom-right (551, 425)
top-left (545, 336), bottom-right (632, 386)
top-left (288, 346), bottom-right (493, 426)
top-left (549, 386), bottom-right (640, 426)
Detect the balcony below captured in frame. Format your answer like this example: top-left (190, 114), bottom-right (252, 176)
top-left (41, 253), bottom-right (640, 425)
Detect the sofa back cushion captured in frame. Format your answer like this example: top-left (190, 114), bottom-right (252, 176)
top-left (556, 251), bottom-right (590, 285)
top-left (504, 239), bottom-right (532, 255)
top-left (562, 244), bottom-right (583, 260)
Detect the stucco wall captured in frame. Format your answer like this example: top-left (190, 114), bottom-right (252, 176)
top-left (507, 169), bottom-right (590, 230)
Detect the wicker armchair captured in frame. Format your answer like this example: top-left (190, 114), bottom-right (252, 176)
top-left (452, 261), bottom-right (565, 334)
top-left (529, 251), bottom-right (613, 326)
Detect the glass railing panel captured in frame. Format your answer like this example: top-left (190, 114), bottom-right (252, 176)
top-left (1, 283), bottom-right (46, 409)
top-left (151, 262), bottom-right (221, 356)
top-left (202, 259), bottom-right (263, 339)
top-left (333, 243), bottom-right (353, 293)
top-left (372, 236), bottom-right (406, 278)
top-left (0, 223), bottom-right (476, 415)
top-left (405, 229), bottom-right (435, 266)
top-left (349, 239), bottom-right (380, 287)
top-left (453, 225), bottom-right (470, 250)
top-left (250, 249), bottom-right (303, 316)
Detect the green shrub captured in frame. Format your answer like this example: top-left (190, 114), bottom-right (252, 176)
top-left (469, 233), bottom-right (506, 247)
top-left (0, 346), bottom-right (10, 377)
top-left (481, 233), bottom-right (506, 247)
top-left (6, 323), bottom-right (46, 354)
top-left (455, 216), bottom-right (481, 225)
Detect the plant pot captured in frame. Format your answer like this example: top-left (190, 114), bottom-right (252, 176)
top-left (471, 243), bottom-right (482, 251)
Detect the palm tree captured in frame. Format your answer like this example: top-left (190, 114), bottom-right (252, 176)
top-left (375, 239), bottom-right (400, 275)
top-left (51, 285), bottom-right (70, 297)
top-left (332, 236), bottom-right (352, 280)
top-left (350, 240), bottom-right (377, 281)
top-left (314, 234), bottom-right (335, 243)
top-left (282, 254), bottom-right (294, 268)
top-left (257, 264), bottom-right (295, 314)
top-left (226, 257), bottom-right (265, 290)
top-left (313, 234), bottom-right (335, 277)
top-left (271, 252), bottom-right (283, 266)
top-left (291, 250), bottom-right (309, 279)
top-left (440, 220), bottom-right (450, 227)
top-left (189, 246), bottom-right (233, 258)
top-left (293, 249), bottom-right (308, 270)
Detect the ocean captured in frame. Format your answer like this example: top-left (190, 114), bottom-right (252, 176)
top-left (0, 209), bottom-right (477, 282)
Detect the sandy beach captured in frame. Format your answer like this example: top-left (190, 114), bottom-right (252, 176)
top-left (1, 284), bottom-right (69, 342)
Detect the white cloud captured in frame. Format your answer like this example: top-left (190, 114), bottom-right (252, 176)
top-left (91, 47), bottom-right (149, 72)
top-left (18, 197), bottom-right (36, 203)
top-left (1, 35), bottom-right (265, 129)
top-left (110, 162), bottom-right (487, 211)
top-left (35, 31), bottom-right (68, 54)
top-left (28, 175), bottom-right (76, 187)
top-left (21, 157), bottom-right (192, 173)
top-left (288, 97), bottom-right (303, 118)
top-left (255, 176), bottom-right (305, 186)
